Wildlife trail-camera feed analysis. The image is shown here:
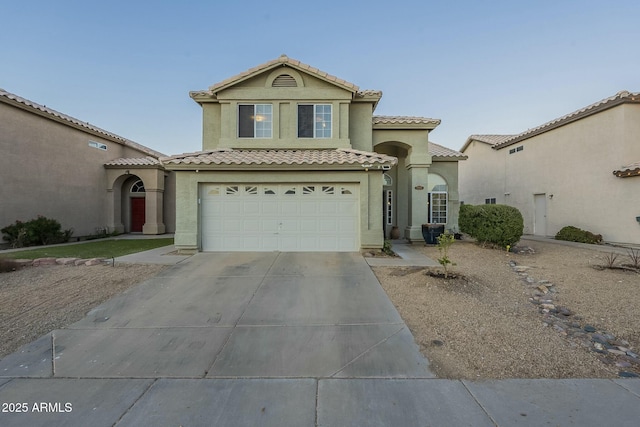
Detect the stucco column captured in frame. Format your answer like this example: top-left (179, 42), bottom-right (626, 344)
top-left (142, 189), bottom-right (166, 234)
top-left (106, 189), bottom-right (125, 234)
top-left (405, 164), bottom-right (430, 241)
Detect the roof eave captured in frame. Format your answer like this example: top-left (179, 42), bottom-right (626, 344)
top-left (493, 94), bottom-right (640, 150)
top-left (161, 163), bottom-right (394, 172)
top-left (104, 164), bottom-right (164, 170)
top-left (208, 56), bottom-right (360, 95)
top-left (613, 168), bottom-right (640, 178)
top-left (432, 155), bottom-right (468, 161)
top-left (0, 92), bottom-right (165, 158)
top-left (373, 122), bottom-right (440, 131)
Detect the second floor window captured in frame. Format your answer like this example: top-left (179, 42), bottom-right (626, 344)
top-left (298, 104), bottom-right (332, 138)
top-left (239, 104), bottom-right (272, 138)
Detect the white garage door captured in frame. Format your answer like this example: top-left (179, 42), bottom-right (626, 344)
top-left (201, 184), bottom-right (359, 252)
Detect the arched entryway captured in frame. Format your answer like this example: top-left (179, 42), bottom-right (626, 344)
top-left (128, 178), bottom-right (146, 233)
top-left (373, 140), bottom-right (420, 240)
top-left (104, 165), bottom-right (167, 235)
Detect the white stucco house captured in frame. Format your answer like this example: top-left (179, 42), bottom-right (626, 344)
top-left (459, 90), bottom-right (640, 245)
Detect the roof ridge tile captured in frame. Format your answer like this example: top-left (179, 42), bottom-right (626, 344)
top-left (0, 89), bottom-right (165, 158)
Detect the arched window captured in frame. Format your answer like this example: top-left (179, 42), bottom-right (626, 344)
top-left (383, 173), bottom-right (392, 186)
top-left (428, 174), bottom-right (447, 224)
top-left (131, 180), bottom-right (145, 193)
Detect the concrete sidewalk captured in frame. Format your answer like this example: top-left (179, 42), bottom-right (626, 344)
top-left (1, 248), bottom-right (639, 426)
top-left (365, 240), bottom-right (440, 267)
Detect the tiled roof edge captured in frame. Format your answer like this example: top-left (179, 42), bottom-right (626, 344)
top-left (460, 134), bottom-right (516, 152)
top-left (207, 54), bottom-right (359, 94)
top-left (613, 161), bottom-right (640, 178)
top-left (373, 115), bottom-right (441, 126)
top-left (428, 142), bottom-right (467, 159)
top-left (0, 89), bottom-right (165, 158)
top-left (494, 90), bottom-right (640, 149)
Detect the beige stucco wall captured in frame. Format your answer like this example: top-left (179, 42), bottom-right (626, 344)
top-left (201, 70), bottom-right (355, 150)
top-left (349, 103), bottom-right (375, 151)
top-left (172, 169), bottom-right (385, 251)
top-left (459, 104), bottom-right (640, 244)
top-left (459, 141), bottom-right (506, 205)
top-left (183, 63), bottom-right (464, 249)
top-left (0, 102), bottom-right (170, 238)
top-left (373, 129), bottom-right (466, 241)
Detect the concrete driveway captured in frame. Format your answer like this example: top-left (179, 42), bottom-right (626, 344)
top-left (2, 251), bottom-right (639, 426)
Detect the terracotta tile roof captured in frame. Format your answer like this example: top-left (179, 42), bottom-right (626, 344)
top-left (356, 90), bottom-right (383, 98)
top-left (208, 54), bottom-right (359, 94)
top-left (470, 135), bottom-right (516, 145)
top-left (104, 157), bottom-right (161, 166)
top-left (460, 134), bottom-right (516, 152)
top-left (613, 161), bottom-right (640, 178)
top-left (373, 116), bottom-right (441, 126)
top-left (429, 142), bottom-right (467, 160)
top-left (0, 89), bottom-right (165, 158)
top-left (160, 148), bottom-right (397, 168)
top-left (494, 90), bottom-right (640, 149)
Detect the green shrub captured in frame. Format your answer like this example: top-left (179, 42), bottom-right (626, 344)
top-left (1, 216), bottom-right (73, 248)
top-left (459, 204), bottom-right (524, 247)
top-left (555, 226), bottom-right (602, 244)
top-left (382, 240), bottom-right (395, 256)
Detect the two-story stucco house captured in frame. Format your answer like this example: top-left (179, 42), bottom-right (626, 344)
top-left (162, 55), bottom-right (466, 252)
top-left (0, 89), bottom-right (175, 241)
top-left (459, 90), bottom-right (640, 245)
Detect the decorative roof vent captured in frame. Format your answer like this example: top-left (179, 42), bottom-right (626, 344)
top-left (272, 74), bottom-right (297, 87)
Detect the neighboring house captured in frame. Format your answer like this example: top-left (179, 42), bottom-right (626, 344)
top-left (0, 89), bottom-right (175, 240)
top-left (459, 90), bottom-right (640, 245)
top-left (162, 55), bottom-right (466, 252)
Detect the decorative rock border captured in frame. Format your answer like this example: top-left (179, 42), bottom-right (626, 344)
top-left (508, 259), bottom-right (640, 378)
top-left (15, 257), bottom-right (112, 268)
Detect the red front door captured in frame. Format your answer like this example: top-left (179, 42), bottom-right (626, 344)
top-left (131, 198), bottom-right (145, 232)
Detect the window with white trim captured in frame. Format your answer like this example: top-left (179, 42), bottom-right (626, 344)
top-left (427, 174), bottom-right (448, 224)
top-left (89, 141), bottom-right (107, 150)
top-left (298, 104), bottom-right (332, 138)
top-left (238, 104), bottom-right (272, 138)
top-left (485, 198), bottom-right (496, 204)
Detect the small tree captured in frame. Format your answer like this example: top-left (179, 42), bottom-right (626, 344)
top-left (436, 232), bottom-right (456, 278)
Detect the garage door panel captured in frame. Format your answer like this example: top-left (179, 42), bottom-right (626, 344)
top-left (337, 201), bottom-right (357, 214)
top-left (319, 203), bottom-right (338, 214)
top-left (299, 200), bottom-right (318, 215)
top-left (202, 183), bottom-right (359, 252)
top-left (262, 200), bottom-right (279, 215)
top-left (222, 201), bottom-right (243, 215)
top-left (222, 218), bottom-right (243, 233)
top-left (338, 218), bottom-right (358, 232)
top-left (280, 200), bottom-right (299, 214)
top-left (300, 218), bottom-right (318, 231)
top-left (243, 201), bottom-right (261, 214)
top-left (319, 218), bottom-right (337, 232)
top-left (242, 218), bottom-right (260, 232)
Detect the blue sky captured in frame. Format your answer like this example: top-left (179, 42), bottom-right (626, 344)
top-left (2, 0), bottom-right (639, 155)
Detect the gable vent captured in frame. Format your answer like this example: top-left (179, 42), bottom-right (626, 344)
top-left (272, 74), bottom-right (297, 87)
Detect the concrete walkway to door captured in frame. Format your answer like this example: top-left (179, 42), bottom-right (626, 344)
top-left (1, 250), bottom-right (639, 426)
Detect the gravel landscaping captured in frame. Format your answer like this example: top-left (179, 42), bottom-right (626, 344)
top-left (0, 263), bottom-right (165, 358)
top-left (374, 238), bottom-right (640, 379)
top-left (1, 238), bottom-right (639, 380)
